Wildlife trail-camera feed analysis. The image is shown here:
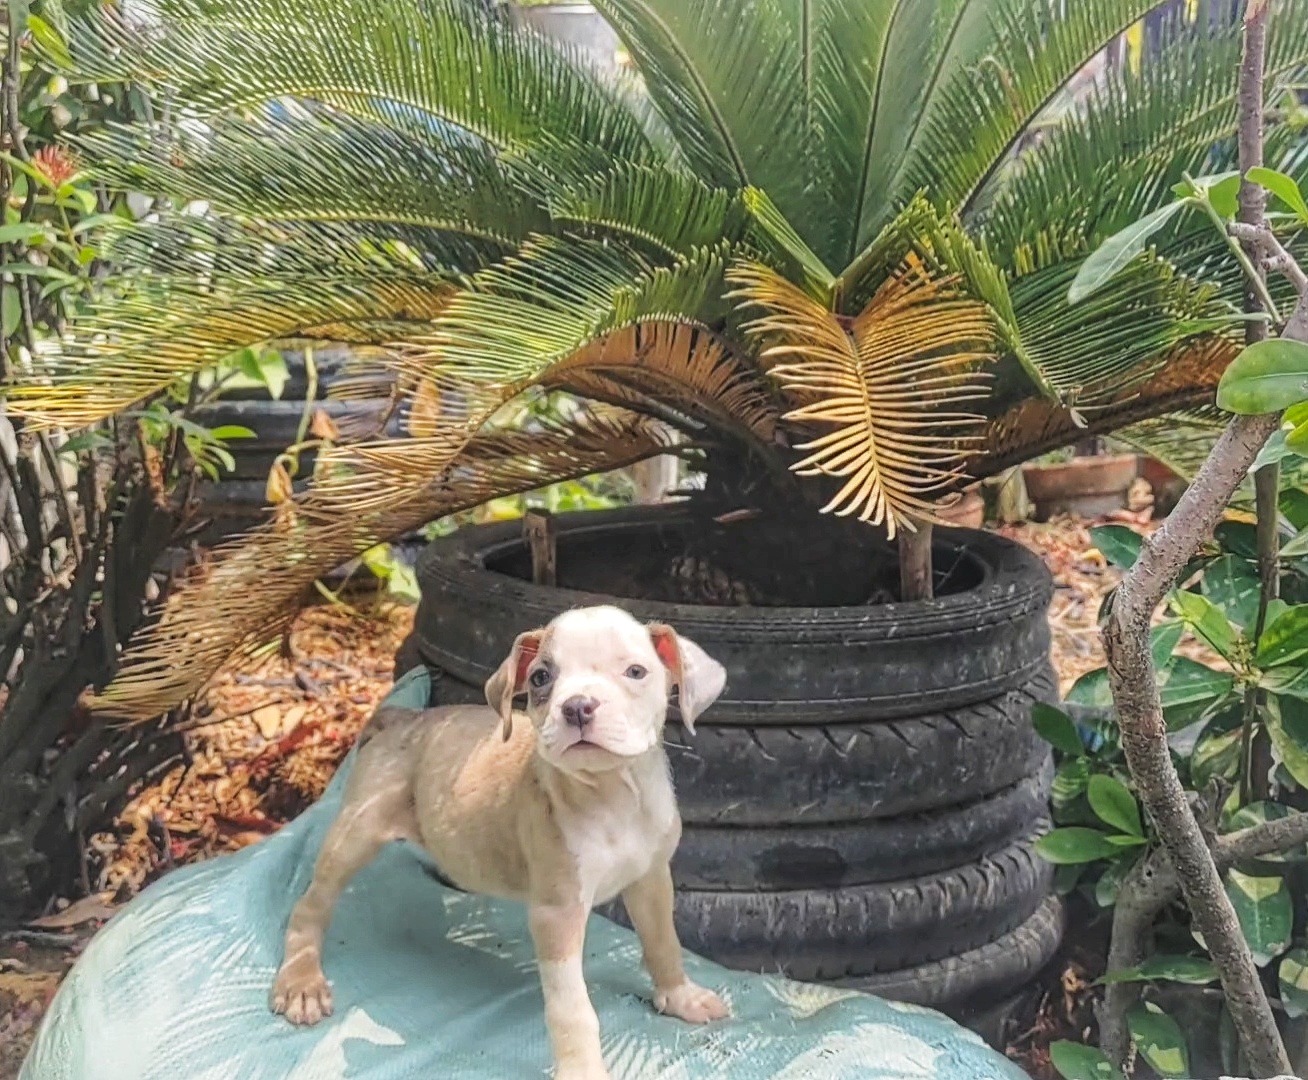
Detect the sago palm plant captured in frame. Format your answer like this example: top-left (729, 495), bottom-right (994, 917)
top-left (5, 0), bottom-right (1308, 718)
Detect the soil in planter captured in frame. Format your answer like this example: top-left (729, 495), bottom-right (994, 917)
top-left (486, 511), bottom-right (984, 606)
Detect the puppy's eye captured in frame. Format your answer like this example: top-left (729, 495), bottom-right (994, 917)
top-left (625, 664), bottom-right (648, 680)
top-left (529, 667), bottom-right (552, 689)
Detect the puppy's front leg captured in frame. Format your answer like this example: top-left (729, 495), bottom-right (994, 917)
top-left (622, 863), bottom-right (728, 1024)
top-left (528, 903), bottom-right (609, 1080)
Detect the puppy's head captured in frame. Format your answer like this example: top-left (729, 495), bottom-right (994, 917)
top-left (483, 605), bottom-right (726, 773)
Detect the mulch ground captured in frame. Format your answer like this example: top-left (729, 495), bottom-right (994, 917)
top-left (0, 492), bottom-right (1208, 1078)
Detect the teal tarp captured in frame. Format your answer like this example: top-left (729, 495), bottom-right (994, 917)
top-left (22, 669), bottom-right (1026, 1079)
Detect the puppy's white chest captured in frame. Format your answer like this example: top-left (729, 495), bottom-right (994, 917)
top-left (564, 775), bottom-right (677, 904)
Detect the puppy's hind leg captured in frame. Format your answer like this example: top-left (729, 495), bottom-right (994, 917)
top-left (271, 722), bottom-right (420, 1025)
top-left (622, 862), bottom-right (729, 1025)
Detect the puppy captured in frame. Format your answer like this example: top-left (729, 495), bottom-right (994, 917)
top-left (271, 604), bottom-right (730, 1080)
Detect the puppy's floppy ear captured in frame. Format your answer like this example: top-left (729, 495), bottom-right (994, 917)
top-left (484, 629), bottom-right (543, 741)
top-left (647, 624), bottom-right (726, 734)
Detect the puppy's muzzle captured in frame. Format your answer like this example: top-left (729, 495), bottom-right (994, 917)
top-left (561, 695), bottom-right (598, 730)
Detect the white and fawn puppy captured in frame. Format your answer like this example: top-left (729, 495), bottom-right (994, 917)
top-left (271, 604), bottom-right (730, 1080)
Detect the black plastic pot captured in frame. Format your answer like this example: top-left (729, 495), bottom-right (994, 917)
top-left (400, 505), bottom-right (1061, 1011)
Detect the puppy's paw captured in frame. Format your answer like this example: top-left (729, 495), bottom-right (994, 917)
top-left (271, 959), bottom-right (333, 1026)
top-left (654, 980), bottom-right (729, 1024)
top-left (553, 1060), bottom-right (611, 1080)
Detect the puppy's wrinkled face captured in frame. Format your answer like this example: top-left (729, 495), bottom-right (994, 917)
top-left (525, 606), bottom-right (671, 771)
top-left (484, 605), bottom-right (727, 775)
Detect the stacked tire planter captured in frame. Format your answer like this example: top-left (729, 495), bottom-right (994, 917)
top-left (399, 505), bottom-right (1062, 1022)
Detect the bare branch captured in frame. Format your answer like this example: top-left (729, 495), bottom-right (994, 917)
top-left (1216, 812), bottom-right (1308, 867)
top-left (1100, 5), bottom-right (1296, 1075)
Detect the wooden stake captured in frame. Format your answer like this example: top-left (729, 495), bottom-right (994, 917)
top-left (523, 509), bottom-right (557, 587)
top-left (897, 520), bottom-right (933, 601)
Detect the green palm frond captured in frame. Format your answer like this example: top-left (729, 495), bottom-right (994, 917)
top-left (79, 105), bottom-right (546, 247)
top-left (887, 0), bottom-right (1164, 229)
top-left (6, 216), bottom-right (457, 427)
top-left (49, 0), bottom-right (656, 170)
top-left (981, 2), bottom-right (1308, 263)
top-left (542, 162), bottom-right (750, 258)
top-left (589, 0), bottom-right (801, 194)
top-left (402, 236), bottom-right (737, 386)
top-left (1009, 253), bottom-right (1226, 406)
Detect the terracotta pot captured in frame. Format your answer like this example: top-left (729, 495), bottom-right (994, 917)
top-left (937, 489), bottom-right (985, 529)
top-left (1021, 453), bottom-right (1138, 521)
top-left (1139, 455), bottom-right (1186, 518)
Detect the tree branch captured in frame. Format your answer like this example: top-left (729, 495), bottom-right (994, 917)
top-left (1099, 7), bottom-right (1299, 1075)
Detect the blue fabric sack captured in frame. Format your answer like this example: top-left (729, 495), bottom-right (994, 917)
top-left (22, 668), bottom-right (1026, 1080)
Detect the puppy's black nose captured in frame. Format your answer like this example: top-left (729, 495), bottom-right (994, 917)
top-left (561, 696), bottom-right (598, 729)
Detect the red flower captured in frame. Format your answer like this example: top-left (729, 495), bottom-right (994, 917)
top-left (30, 145), bottom-right (80, 187)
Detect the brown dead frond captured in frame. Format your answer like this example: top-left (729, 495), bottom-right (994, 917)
top-left (971, 335), bottom-right (1236, 479)
top-left (540, 321), bottom-right (779, 444)
top-left (90, 407), bottom-right (673, 720)
top-left (728, 255), bottom-right (995, 537)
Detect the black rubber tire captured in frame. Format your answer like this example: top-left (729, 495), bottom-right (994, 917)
top-left (668, 669), bottom-right (1054, 825)
top-left (838, 896), bottom-right (1065, 1008)
top-left (603, 823), bottom-right (1052, 980)
top-left (418, 662), bottom-right (1055, 825)
top-left (412, 506), bottom-right (1054, 724)
top-left (673, 762), bottom-right (1053, 890)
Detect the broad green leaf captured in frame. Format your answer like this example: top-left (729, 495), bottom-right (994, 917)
top-left (1285, 420), bottom-right (1308, 456)
top-left (1227, 801), bottom-right (1308, 863)
top-left (1054, 863), bottom-right (1085, 897)
top-left (1264, 598), bottom-right (1290, 631)
top-left (1190, 716), bottom-right (1243, 789)
top-left (1257, 604), bottom-right (1308, 667)
top-left (1158, 658), bottom-right (1234, 730)
top-left (1172, 171), bottom-right (1241, 220)
top-left (1281, 489), bottom-right (1308, 532)
top-left (1127, 1003), bottom-right (1190, 1078)
top-left (1033, 703), bottom-right (1085, 757)
top-left (1068, 200), bottom-right (1188, 304)
top-left (1052, 757), bottom-right (1092, 813)
top-left (1278, 948), bottom-right (1308, 1019)
top-left (1247, 166), bottom-right (1308, 224)
top-left (55, 430), bottom-right (112, 456)
top-left (1200, 555), bottom-right (1261, 631)
top-left (1090, 524), bottom-right (1142, 570)
top-left (207, 425), bottom-right (257, 441)
top-left (1066, 668), bottom-right (1113, 712)
top-left (1094, 855), bottom-right (1137, 908)
top-left (1103, 833), bottom-right (1148, 848)
top-left (0, 222), bottom-right (48, 245)
top-left (1035, 828), bottom-right (1122, 865)
top-left (1259, 663), bottom-right (1308, 700)
top-left (1049, 1041), bottom-right (1126, 1080)
top-left (1150, 622), bottom-right (1185, 670)
top-left (1265, 695), bottom-right (1308, 788)
top-left (1099, 955), bottom-right (1218, 985)
top-left (1168, 590), bottom-right (1236, 660)
top-left (1, 284), bottom-right (18, 338)
top-left (1250, 428), bottom-right (1290, 471)
top-left (1216, 338), bottom-right (1308, 415)
top-left (1280, 528), bottom-right (1308, 559)
top-left (1087, 774), bottom-right (1143, 837)
top-left (1225, 868), bottom-right (1293, 966)
top-left (258, 351), bottom-right (290, 400)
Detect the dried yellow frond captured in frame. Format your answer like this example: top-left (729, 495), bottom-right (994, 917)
top-left (729, 255), bottom-right (994, 538)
